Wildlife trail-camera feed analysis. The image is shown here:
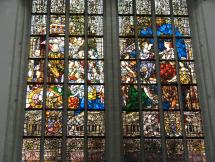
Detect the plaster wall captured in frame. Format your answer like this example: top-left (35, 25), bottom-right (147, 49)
top-left (0, 0), bottom-right (19, 161)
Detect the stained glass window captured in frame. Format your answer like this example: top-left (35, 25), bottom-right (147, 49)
top-left (22, 0), bottom-right (206, 161)
top-left (22, 0), bottom-right (104, 161)
top-left (119, 0), bottom-right (206, 161)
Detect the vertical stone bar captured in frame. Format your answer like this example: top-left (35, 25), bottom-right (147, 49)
top-left (151, 0), bottom-right (168, 161)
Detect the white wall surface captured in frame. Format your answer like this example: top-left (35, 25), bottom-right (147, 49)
top-left (0, 0), bottom-right (19, 161)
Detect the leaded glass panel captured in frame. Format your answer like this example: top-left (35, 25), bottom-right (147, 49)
top-left (22, 0), bottom-right (104, 161)
top-left (118, 0), bottom-right (206, 161)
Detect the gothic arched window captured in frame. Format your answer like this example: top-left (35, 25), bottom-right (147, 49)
top-left (21, 0), bottom-right (206, 161)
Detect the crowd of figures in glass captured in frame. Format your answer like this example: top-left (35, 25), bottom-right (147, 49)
top-left (119, 0), bottom-right (205, 161)
top-left (23, 0), bottom-right (105, 161)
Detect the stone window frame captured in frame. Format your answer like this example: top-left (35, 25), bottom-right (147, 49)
top-left (3, 0), bottom-right (215, 161)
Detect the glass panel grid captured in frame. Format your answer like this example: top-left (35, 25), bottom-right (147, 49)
top-left (22, 0), bottom-right (206, 161)
top-left (22, 0), bottom-right (105, 161)
top-left (118, 0), bottom-right (206, 162)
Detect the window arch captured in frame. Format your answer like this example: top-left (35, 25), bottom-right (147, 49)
top-left (21, 0), bottom-right (206, 162)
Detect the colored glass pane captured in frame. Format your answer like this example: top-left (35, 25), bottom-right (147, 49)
top-left (144, 139), bottom-right (162, 161)
top-left (187, 140), bottom-right (206, 162)
top-left (156, 17), bottom-right (172, 36)
top-left (45, 111), bottom-right (62, 136)
top-left (166, 139), bottom-right (184, 162)
top-left (88, 138), bottom-right (105, 161)
top-left (44, 138), bottom-right (61, 161)
top-left (122, 85), bottom-right (138, 110)
top-left (137, 17), bottom-right (153, 37)
top-left (88, 61), bottom-right (104, 83)
top-left (179, 61), bottom-right (197, 84)
top-left (181, 86), bottom-right (200, 110)
top-left (136, 0), bottom-right (151, 14)
top-left (118, 0), bottom-right (133, 14)
top-left (174, 17), bottom-right (190, 36)
top-left (46, 85), bottom-right (63, 109)
top-left (155, 0), bottom-right (170, 15)
top-left (164, 112), bottom-right (182, 137)
top-left (119, 16), bottom-right (134, 36)
top-left (184, 112), bottom-right (203, 137)
top-left (172, 0), bottom-right (188, 15)
top-left (48, 37), bottom-right (64, 58)
top-left (32, 0), bottom-right (47, 13)
top-left (139, 38), bottom-right (155, 59)
top-left (22, 138), bottom-right (40, 161)
top-left (123, 139), bottom-right (141, 162)
top-left (160, 61), bottom-right (177, 83)
top-left (47, 60), bottom-right (64, 83)
top-left (66, 138), bottom-right (84, 161)
top-left (50, 15), bottom-right (65, 35)
top-left (88, 16), bottom-right (103, 35)
top-left (69, 16), bottom-right (85, 35)
top-left (88, 111), bottom-right (105, 136)
top-left (26, 84), bottom-right (43, 109)
top-left (68, 37), bottom-right (85, 59)
top-left (27, 60), bottom-right (44, 82)
top-left (68, 82), bottom-right (104, 112)
top-left (158, 38), bottom-right (175, 60)
top-left (123, 112), bottom-right (140, 136)
top-left (88, 38), bottom-right (104, 59)
top-left (31, 15), bottom-right (47, 35)
top-left (29, 36), bottom-right (46, 58)
top-left (176, 39), bottom-right (193, 60)
top-left (121, 61), bottom-right (137, 83)
top-left (24, 110), bottom-right (42, 136)
top-left (50, 0), bottom-right (65, 13)
top-left (68, 85), bottom-right (84, 110)
top-left (69, 37), bottom-right (103, 59)
top-left (88, 85), bottom-right (104, 110)
top-left (68, 61), bottom-right (85, 83)
top-left (143, 111), bottom-right (160, 137)
top-left (67, 111), bottom-right (84, 136)
top-left (70, 0), bottom-right (85, 13)
top-left (122, 85), bottom-right (158, 110)
top-left (140, 61), bottom-right (156, 83)
top-left (120, 38), bottom-right (155, 60)
top-left (88, 0), bottom-right (103, 14)
top-left (120, 38), bottom-right (136, 59)
top-left (162, 86), bottom-right (179, 110)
